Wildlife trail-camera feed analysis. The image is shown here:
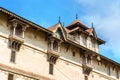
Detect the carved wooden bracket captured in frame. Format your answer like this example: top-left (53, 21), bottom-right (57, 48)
top-left (9, 35), bottom-right (24, 51)
top-left (47, 50), bottom-right (60, 64)
top-left (82, 64), bottom-right (93, 76)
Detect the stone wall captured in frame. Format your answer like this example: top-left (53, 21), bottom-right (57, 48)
top-left (0, 11), bottom-right (119, 80)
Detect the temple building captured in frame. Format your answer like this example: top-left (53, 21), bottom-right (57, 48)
top-left (0, 7), bottom-right (119, 80)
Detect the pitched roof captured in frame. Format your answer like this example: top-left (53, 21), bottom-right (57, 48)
top-left (85, 28), bottom-right (94, 36)
top-left (64, 28), bottom-right (70, 33)
top-left (48, 22), bottom-right (67, 41)
top-left (48, 23), bottom-right (60, 32)
top-left (66, 19), bottom-right (88, 29)
top-left (65, 27), bottom-right (80, 33)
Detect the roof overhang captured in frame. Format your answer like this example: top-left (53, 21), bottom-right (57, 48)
top-left (0, 7), bottom-right (52, 34)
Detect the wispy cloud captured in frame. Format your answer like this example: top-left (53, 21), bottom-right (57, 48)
top-left (76, 0), bottom-right (120, 62)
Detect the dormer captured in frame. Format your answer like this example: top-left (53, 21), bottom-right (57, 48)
top-left (48, 22), bottom-right (66, 40)
top-left (65, 17), bottom-right (105, 53)
top-left (9, 19), bottom-right (29, 51)
top-left (47, 21), bottom-right (65, 64)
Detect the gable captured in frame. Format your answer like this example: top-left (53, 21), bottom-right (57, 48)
top-left (48, 23), bottom-right (67, 41)
top-left (55, 28), bottom-right (64, 39)
top-left (55, 23), bottom-right (67, 40)
top-left (85, 28), bottom-right (97, 39)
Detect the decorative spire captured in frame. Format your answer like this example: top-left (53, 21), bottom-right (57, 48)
top-left (63, 22), bottom-right (64, 27)
top-left (76, 13), bottom-right (78, 19)
top-left (58, 16), bottom-right (61, 23)
top-left (91, 22), bottom-right (94, 28)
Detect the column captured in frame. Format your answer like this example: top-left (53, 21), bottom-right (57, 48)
top-left (50, 38), bottom-right (54, 50)
top-left (22, 27), bottom-right (27, 38)
top-left (58, 41), bottom-right (61, 52)
top-left (85, 54), bottom-right (88, 64)
top-left (12, 22), bottom-right (17, 35)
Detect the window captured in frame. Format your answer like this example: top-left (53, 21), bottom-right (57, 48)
top-left (87, 56), bottom-right (91, 64)
top-left (72, 51), bottom-right (75, 57)
top-left (8, 74), bottom-right (14, 80)
top-left (107, 66), bottom-right (111, 75)
top-left (82, 36), bottom-right (87, 46)
top-left (92, 40), bottom-right (95, 48)
top-left (84, 76), bottom-right (88, 80)
top-left (49, 63), bottom-right (54, 75)
top-left (116, 70), bottom-right (119, 79)
top-left (53, 41), bottom-right (58, 51)
top-left (10, 50), bottom-right (16, 63)
top-left (15, 25), bottom-right (23, 37)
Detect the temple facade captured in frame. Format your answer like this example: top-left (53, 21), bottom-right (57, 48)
top-left (0, 7), bottom-right (119, 80)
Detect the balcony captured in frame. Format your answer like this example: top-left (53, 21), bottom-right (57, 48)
top-left (82, 63), bottom-right (93, 75)
top-left (9, 34), bottom-right (24, 43)
top-left (9, 34), bottom-right (24, 51)
top-left (47, 49), bottom-right (60, 64)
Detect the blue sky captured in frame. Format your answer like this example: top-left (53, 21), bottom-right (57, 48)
top-left (0, 0), bottom-right (120, 63)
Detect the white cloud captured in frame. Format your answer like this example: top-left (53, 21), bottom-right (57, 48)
top-left (76, 0), bottom-right (120, 61)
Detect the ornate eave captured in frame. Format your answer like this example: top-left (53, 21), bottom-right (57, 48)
top-left (0, 7), bottom-right (52, 34)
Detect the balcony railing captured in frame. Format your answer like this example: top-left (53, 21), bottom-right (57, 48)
top-left (82, 62), bottom-right (92, 68)
top-left (9, 34), bottom-right (24, 43)
top-left (47, 49), bottom-right (60, 64)
top-left (9, 34), bottom-right (24, 51)
top-left (47, 49), bottom-right (60, 56)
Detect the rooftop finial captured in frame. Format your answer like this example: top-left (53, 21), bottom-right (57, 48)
top-left (91, 22), bottom-right (94, 28)
top-left (76, 13), bottom-right (78, 19)
top-left (58, 16), bottom-right (61, 22)
top-left (63, 22), bottom-right (64, 27)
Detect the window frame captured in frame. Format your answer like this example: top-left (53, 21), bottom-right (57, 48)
top-left (10, 50), bottom-right (16, 63)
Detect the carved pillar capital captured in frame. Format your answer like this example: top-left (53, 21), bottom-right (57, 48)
top-left (49, 38), bottom-right (54, 43)
top-left (12, 22), bottom-right (18, 28)
top-left (49, 38), bottom-right (54, 50)
top-left (84, 53), bottom-right (88, 58)
top-left (12, 22), bottom-right (18, 35)
top-left (22, 25), bottom-right (29, 32)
